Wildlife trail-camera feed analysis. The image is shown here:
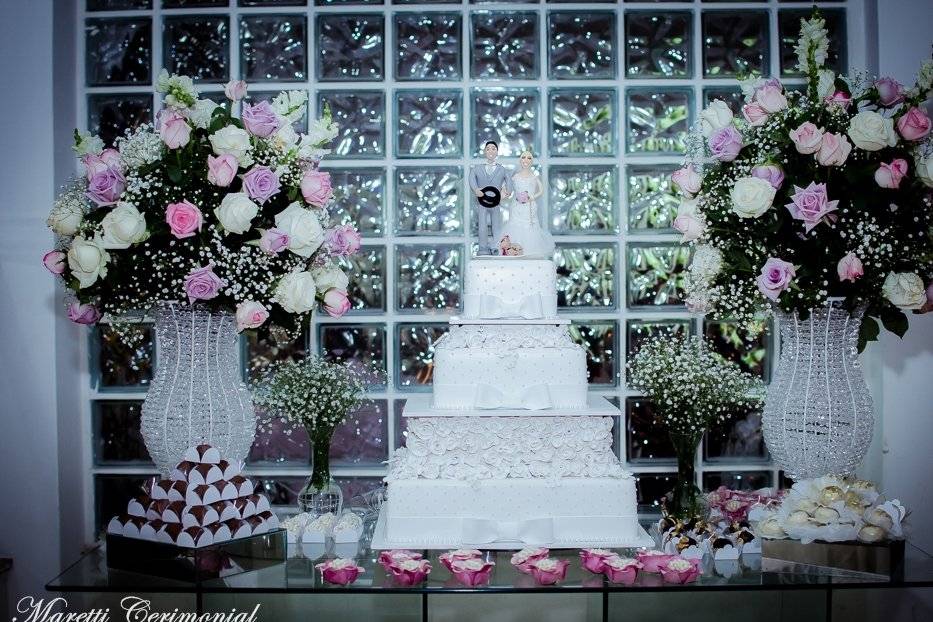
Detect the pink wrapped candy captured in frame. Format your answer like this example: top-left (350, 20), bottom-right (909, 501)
top-left (315, 558), bottom-right (365, 586)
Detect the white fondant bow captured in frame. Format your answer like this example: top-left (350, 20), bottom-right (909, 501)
top-left (474, 384), bottom-right (552, 410)
top-left (477, 294), bottom-right (544, 319)
top-left (461, 517), bottom-right (554, 545)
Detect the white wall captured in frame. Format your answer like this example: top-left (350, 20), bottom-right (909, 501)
top-left (0, 0), bottom-right (63, 602)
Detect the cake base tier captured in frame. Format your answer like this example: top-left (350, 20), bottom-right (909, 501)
top-left (375, 477), bottom-right (651, 550)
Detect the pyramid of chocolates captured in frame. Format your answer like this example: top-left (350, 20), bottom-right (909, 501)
top-left (107, 444), bottom-right (280, 548)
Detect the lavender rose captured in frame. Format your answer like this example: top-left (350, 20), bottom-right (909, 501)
top-left (241, 165), bottom-right (281, 204)
top-left (708, 126), bottom-right (743, 162)
top-left (67, 302), bottom-right (102, 325)
top-left (259, 228), bottom-right (290, 254)
top-left (785, 182), bottom-right (839, 232)
top-left (756, 258), bottom-right (796, 302)
top-left (874, 77), bottom-right (905, 106)
top-left (241, 101), bottom-right (280, 138)
top-left (86, 167), bottom-right (126, 206)
top-left (325, 224), bottom-right (362, 257)
top-left (750, 164), bottom-right (785, 190)
top-left (183, 264), bottom-right (226, 303)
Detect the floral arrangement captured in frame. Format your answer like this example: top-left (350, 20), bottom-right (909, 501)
top-left (671, 11), bottom-right (933, 349)
top-left (498, 235), bottom-right (523, 256)
top-left (252, 357), bottom-right (377, 488)
top-left (706, 486), bottom-right (785, 524)
top-left (753, 475), bottom-right (907, 544)
top-left (44, 71), bottom-right (361, 333)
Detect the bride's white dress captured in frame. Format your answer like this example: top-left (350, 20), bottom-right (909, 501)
top-left (498, 174), bottom-right (555, 258)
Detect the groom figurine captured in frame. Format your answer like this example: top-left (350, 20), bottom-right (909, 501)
top-left (469, 140), bottom-right (513, 255)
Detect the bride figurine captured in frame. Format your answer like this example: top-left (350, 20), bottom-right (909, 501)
top-left (497, 150), bottom-right (555, 258)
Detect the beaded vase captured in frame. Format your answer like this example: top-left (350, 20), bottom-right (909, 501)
top-left (762, 301), bottom-right (874, 481)
top-left (141, 303), bottom-right (256, 475)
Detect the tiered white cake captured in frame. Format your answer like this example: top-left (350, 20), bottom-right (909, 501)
top-left (374, 256), bottom-right (650, 549)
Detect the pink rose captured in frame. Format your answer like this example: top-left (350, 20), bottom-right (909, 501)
top-left (672, 212), bottom-right (704, 242)
top-left (671, 165), bottom-right (701, 196)
top-left (921, 282), bottom-right (933, 314)
top-left (86, 167), bottom-right (125, 206)
top-left (386, 559), bottom-right (431, 586)
top-left (789, 122), bottom-right (824, 154)
top-left (875, 159), bottom-right (909, 189)
top-left (635, 550), bottom-right (676, 574)
top-left (875, 77), bottom-right (905, 106)
top-left (67, 301), bottom-right (101, 325)
top-left (157, 108), bottom-right (191, 149)
top-left (43, 250), bottom-right (66, 275)
top-left (754, 85), bottom-right (788, 113)
top-left (315, 559), bottom-right (364, 586)
top-left (580, 549), bottom-right (617, 574)
top-left (528, 558), bottom-right (569, 585)
top-left (438, 549), bottom-right (483, 572)
top-left (603, 557), bottom-right (642, 585)
top-left (837, 252), bottom-right (864, 282)
top-left (300, 169), bottom-right (334, 207)
top-left (241, 165), bottom-right (281, 204)
top-left (448, 558), bottom-right (495, 587)
top-left (378, 550), bottom-right (423, 571)
top-left (825, 91), bottom-right (852, 109)
top-left (235, 301), bottom-right (269, 331)
top-left (224, 79), bottom-right (248, 102)
top-left (756, 257), bottom-right (796, 302)
top-left (322, 288), bottom-right (351, 318)
top-left (183, 264), bottom-right (226, 303)
top-left (82, 149), bottom-right (121, 179)
top-left (165, 200), bottom-right (202, 239)
top-left (241, 101), bottom-right (280, 138)
top-left (207, 154), bottom-right (238, 187)
top-left (708, 125), bottom-right (743, 162)
top-left (896, 107), bottom-right (931, 141)
top-left (259, 228), bottom-right (290, 254)
top-left (750, 164), bottom-right (785, 190)
top-left (510, 547), bottom-right (550, 574)
top-left (815, 132), bottom-right (852, 167)
top-left (785, 182), bottom-right (839, 232)
top-left (659, 557), bottom-right (700, 584)
top-left (325, 224), bottom-right (362, 257)
top-left (741, 103), bottom-right (769, 127)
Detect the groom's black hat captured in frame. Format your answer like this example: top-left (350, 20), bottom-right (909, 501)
top-left (484, 140), bottom-right (498, 149)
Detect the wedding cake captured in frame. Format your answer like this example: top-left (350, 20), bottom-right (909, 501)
top-left (374, 256), bottom-right (651, 549)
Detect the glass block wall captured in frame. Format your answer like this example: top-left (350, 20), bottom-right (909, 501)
top-left (80, 0), bottom-right (853, 534)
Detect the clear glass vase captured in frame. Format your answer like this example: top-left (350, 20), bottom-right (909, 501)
top-left (298, 435), bottom-right (343, 517)
top-left (667, 431), bottom-right (704, 520)
top-left (762, 301), bottom-right (874, 481)
top-left (140, 302), bottom-right (256, 475)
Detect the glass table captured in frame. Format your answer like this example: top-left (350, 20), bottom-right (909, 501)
top-left (47, 531), bottom-right (933, 622)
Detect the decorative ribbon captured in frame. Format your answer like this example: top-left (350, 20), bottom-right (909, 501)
top-left (469, 293), bottom-right (545, 319)
top-left (461, 517), bottom-right (554, 545)
top-left (473, 384), bottom-right (552, 410)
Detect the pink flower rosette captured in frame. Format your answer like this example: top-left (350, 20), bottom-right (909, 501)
top-left (635, 550), bottom-right (676, 574)
top-left (448, 558), bottom-right (495, 587)
top-left (527, 558), bottom-right (570, 586)
top-left (602, 557), bottom-right (642, 585)
top-left (510, 547), bottom-right (550, 574)
top-left (378, 549), bottom-right (423, 571)
top-left (315, 558), bottom-right (365, 586)
top-left (439, 549), bottom-right (483, 572)
top-left (387, 558), bottom-right (432, 586)
top-left (659, 557), bottom-right (701, 584)
top-left (579, 548), bottom-right (617, 574)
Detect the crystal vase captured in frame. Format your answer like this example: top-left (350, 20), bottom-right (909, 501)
top-left (667, 431), bottom-right (704, 519)
top-left (298, 434), bottom-right (343, 517)
top-left (762, 301), bottom-right (874, 481)
top-left (140, 303), bottom-right (256, 475)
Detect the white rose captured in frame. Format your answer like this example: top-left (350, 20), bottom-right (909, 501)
top-left (916, 154), bottom-right (933, 188)
top-left (275, 271), bottom-right (317, 314)
top-left (48, 201), bottom-right (84, 236)
top-left (311, 264), bottom-right (349, 293)
top-left (882, 272), bottom-right (927, 310)
top-left (271, 90), bottom-right (308, 124)
top-left (817, 69), bottom-right (836, 99)
top-left (848, 111), bottom-right (898, 152)
top-left (700, 100), bottom-right (734, 138)
top-left (187, 98), bottom-right (220, 130)
top-left (214, 192), bottom-right (258, 235)
top-left (67, 236), bottom-right (110, 288)
top-left (274, 202), bottom-right (324, 257)
top-left (273, 123), bottom-right (299, 151)
top-left (209, 125), bottom-right (253, 166)
top-left (730, 176), bottom-right (776, 218)
top-left (100, 202), bottom-right (147, 249)
top-left (306, 117), bottom-right (339, 147)
top-left (73, 131), bottom-right (104, 157)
